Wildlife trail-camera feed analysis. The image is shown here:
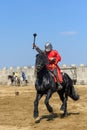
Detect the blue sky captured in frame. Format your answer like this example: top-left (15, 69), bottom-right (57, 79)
top-left (0, 0), bottom-right (87, 69)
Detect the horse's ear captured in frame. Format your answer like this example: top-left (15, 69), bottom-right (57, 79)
top-left (36, 53), bottom-right (39, 57)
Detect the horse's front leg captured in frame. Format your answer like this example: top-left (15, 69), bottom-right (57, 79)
top-left (33, 93), bottom-right (43, 119)
top-left (44, 90), bottom-right (53, 113)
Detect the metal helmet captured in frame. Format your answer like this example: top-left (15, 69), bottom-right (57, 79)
top-left (45, 42), bottom-right (52, 52)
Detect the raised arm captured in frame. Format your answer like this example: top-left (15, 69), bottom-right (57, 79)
top-left (32, 33), bottom-right (44, 54)
top-left (33, 43), bottom-right (44, 54)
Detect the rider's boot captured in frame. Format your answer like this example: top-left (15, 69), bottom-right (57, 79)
top-left (57, 82), bottom-right (63, 90)
top-left (55, 74), bottom-right (63, 90)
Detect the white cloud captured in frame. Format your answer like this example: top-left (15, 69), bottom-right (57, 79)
top-left (60, 32), bottom-right (78, 35)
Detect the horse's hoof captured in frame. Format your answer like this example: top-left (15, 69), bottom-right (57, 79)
top-left (60, 113), bottom-right (68, 118)
top-left (63, 113), bottom-right (68, 117)
top-left (49, 108), bottom-right (53, 113)
top-left (35, 117), bottom-right (40, 123)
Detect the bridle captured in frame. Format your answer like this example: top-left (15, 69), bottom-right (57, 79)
top-left (35, 64), bottom-right (46, 72)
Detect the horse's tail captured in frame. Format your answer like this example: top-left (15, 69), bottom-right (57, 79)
top-left (62, 73), bottom-right (79, 101)
top-left (69, 85), bottom-right (80, 101)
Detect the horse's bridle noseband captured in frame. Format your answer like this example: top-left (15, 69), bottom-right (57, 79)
top-left (36, 64), bottom-right (45, 72)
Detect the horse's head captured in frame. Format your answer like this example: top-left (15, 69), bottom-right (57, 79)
top-left (35, 53), bottom-right (48, 72)
top-left (8, 75), bottom-right (12, 79)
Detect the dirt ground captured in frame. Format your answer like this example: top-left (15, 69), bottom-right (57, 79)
top-left (0, 85), bottom-right (87, 130)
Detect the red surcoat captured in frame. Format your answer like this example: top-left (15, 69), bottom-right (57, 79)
top-left (46, 50), bottom-right (63, 83)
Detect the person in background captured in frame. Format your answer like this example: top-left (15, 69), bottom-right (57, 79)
top-left (12, 72), bottom-right (19, 80)
top-left (22, 71), bottom-right (26, 81)
top-left (33, 42), bottom-right (63, 90)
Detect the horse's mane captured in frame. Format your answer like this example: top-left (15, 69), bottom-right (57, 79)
top-left (36, 53), bottom-right (48, 64)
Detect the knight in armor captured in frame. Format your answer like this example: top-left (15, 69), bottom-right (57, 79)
top-left (33, 42), bottom-right (63, 90)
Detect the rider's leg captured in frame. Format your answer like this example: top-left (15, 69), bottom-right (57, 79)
top-left (53, 68), bottom-right (63, 90)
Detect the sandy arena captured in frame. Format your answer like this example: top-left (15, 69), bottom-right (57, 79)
top-left (0, 85), bottom-right (86, 130)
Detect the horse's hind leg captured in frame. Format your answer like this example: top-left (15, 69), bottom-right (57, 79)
top-left (57, 91), bottom-right (68, 117)
top-left (63, 97), bottom-right (68, 117)
top-left (57, 91), bottom-right (65, 111)
top-left (44, 90), bottom-right (53, 113)
top-left (34, 93), bottom-right (43, 119)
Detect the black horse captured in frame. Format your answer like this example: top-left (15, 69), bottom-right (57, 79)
top-left (8, 75), bottom-right (20, 86)
top-left (8, 75), bottom-right (15, 85)
top-left (34, 53), bottom-right (79, 122)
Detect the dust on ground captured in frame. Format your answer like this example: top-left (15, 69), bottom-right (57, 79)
top-left (0, 85), bottom-right (86, 130)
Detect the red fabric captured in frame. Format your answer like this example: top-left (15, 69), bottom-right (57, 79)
top-left (46, 50), bottom-right (63, 83)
